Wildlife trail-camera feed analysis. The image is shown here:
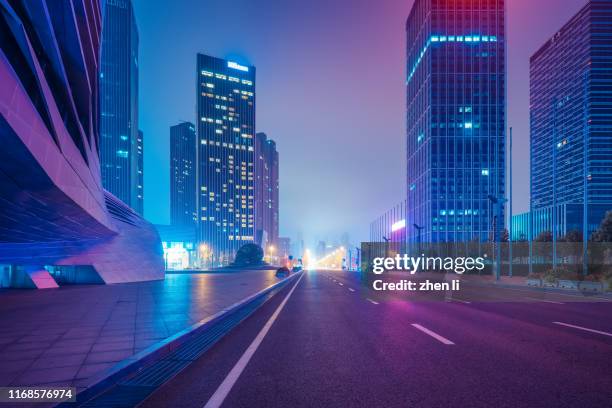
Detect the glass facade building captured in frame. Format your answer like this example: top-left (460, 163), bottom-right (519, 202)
top-left (529, 0), bottom-right (612, 239)
top-left (406, 0), bottom-right (506, 243)
top-left (170, 122), bottom-right (197, 226)
top-left (100, 0), bottom-right (141, 214)
top-left (196, 54), bottom-right (256, 264)
top-left (370, 200), bottom-right (407, 243)
top-left (254, 132), bottom-right (279, 249)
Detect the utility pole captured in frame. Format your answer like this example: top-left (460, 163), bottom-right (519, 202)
top-left (552, 97), bottom-right (558, 271)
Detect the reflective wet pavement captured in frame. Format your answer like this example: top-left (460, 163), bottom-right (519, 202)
top-left (0, 270), bottom-right (280, 391)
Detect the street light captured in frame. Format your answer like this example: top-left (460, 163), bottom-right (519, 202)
top-left (413, 223), bottom-right (424, 255)
top-left (488, 194), bottom-right (508, 281)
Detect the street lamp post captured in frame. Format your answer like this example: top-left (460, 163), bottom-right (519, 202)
top-left (413, 224), bottom-right (424, 255)
top-left (509, 127), bottom-right (513, 277)
top-left (488, 194), bottom-right (508, 281)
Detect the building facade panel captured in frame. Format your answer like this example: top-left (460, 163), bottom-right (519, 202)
top-left (0, 0), bottom-right (163, 287)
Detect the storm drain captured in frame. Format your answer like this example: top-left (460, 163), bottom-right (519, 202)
top-left (62, 279), bottom-right (291, 407)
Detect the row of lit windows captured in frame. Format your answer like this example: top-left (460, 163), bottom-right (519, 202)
top-left (228, 236), bottom-right (254, 241)
top-left (201, 70), bottom-right (253, 86)
top-left (408, 34), bottom-right (500, 83)
top-left (201, 140), bottom-right (254, 151)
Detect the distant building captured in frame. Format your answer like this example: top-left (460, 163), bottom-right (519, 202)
top-left (156, 224), bottom-right (198, 270)
top-left (100, 0), bottom-right (141, 214)
top-left (196, 54), bottom-right (256, 264)
top-left (521, 0), bottom-right (612, 240)
top-left (316, 241), bottom-right (327, 260)
top-left (255, 132), bottom-right (279, 249)
top-left (170, 122), bottom-right (197, 226)
top-left (277, 237), bottom-right (291, 260)
top-left (0, 0), bottom-right (163, 288)
top-left (370, 200), bottom-right (407, 243)
top-left (405, 0), bottom-right (506, 243)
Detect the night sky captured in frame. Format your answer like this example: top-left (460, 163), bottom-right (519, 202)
top-left (134, 0), bottom-right (587, 248)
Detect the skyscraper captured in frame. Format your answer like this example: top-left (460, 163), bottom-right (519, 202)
top-left (255, 132), bottom-right (279, 249)
top-left (100, 0), bottom-right (141, 214)
top-left (406, 0), bottom-right (506, 243)
top-left (528, 0), bottom-right (612, 238)
top-left (196, 54), bottom-right (256, 264)
top-left (170, 122), bottom-right (197, 226)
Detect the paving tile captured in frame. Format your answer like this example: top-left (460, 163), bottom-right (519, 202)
top-left (74, 362), bottom-right (116, 381)
top-left (12, 365), bottom-right (81, 386)
top-left (29, 353), bottom-right (88, 370)
top-left (91, 340), bottom-right (133, 353)
top-left (85, 349), bottom-right (133, 364)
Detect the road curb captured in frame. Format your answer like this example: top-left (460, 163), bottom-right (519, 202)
top-left (64, 271), bottom-right (302, 406)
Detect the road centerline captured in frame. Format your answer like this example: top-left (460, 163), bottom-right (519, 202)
top-left (411, 324), bottom-right (455, 345)
top-left (203, 273), bottom-right (304, 408)
top-left (553, 321), bottom-right (612, 337)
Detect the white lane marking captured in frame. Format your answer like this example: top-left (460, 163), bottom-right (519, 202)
top-left (348, 288), bottom-right (355, 292)
top-left (553, 321), bottom-right (612, 337)
top-left (204, 273), bottom-right (304, 408)
top-left (366, 298), bottom-right (379, 305)
top-left (525, 297), bottom-right (564, 305)
top-left (411, 324), bottom-right (455, 345)
top-left (338, 282), bottom-right (344, 286)
top-left (489, 285), bottom-right (612, 301)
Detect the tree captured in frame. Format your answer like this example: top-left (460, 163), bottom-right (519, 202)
top-left (591, 211), bottom-right (612, 243)
top-left (535, 231), bottom-right (553, 242)
top-left (560, 230), bottom-right (583, 242)
top-left (233, 244), bottom-right (264, 267)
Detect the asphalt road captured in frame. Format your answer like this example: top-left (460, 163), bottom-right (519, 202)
top-left (140, 270), bottom-right (612, 408)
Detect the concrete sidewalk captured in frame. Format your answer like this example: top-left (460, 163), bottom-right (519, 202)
top-left (0, 270), bottom-right (281, 391)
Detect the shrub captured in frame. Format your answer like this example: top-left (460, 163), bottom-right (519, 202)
top-left (233, 244), bottom-right (264, 267)
top-left (542, 267), bottom-right (579, 283)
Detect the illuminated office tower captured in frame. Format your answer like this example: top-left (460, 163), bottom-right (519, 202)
top-left (406, 0), bottom-right (506, 243)
top-left (196, 54), bottom-right (256, 264)
top-left (170, 122), bottom-right (197, 226)
top-left (525, 0), bottom-right (612, 238)
top-left (100, 0), bottom-right (141, 213)
top-left (255, 132), bottom-right (279, 249)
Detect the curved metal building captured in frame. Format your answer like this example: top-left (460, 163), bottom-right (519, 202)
top-left (0, 0), bottom-right (163, 288)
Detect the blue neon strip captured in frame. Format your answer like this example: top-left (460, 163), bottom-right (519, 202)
top-left (407, 34), bottom-right (498, 84)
